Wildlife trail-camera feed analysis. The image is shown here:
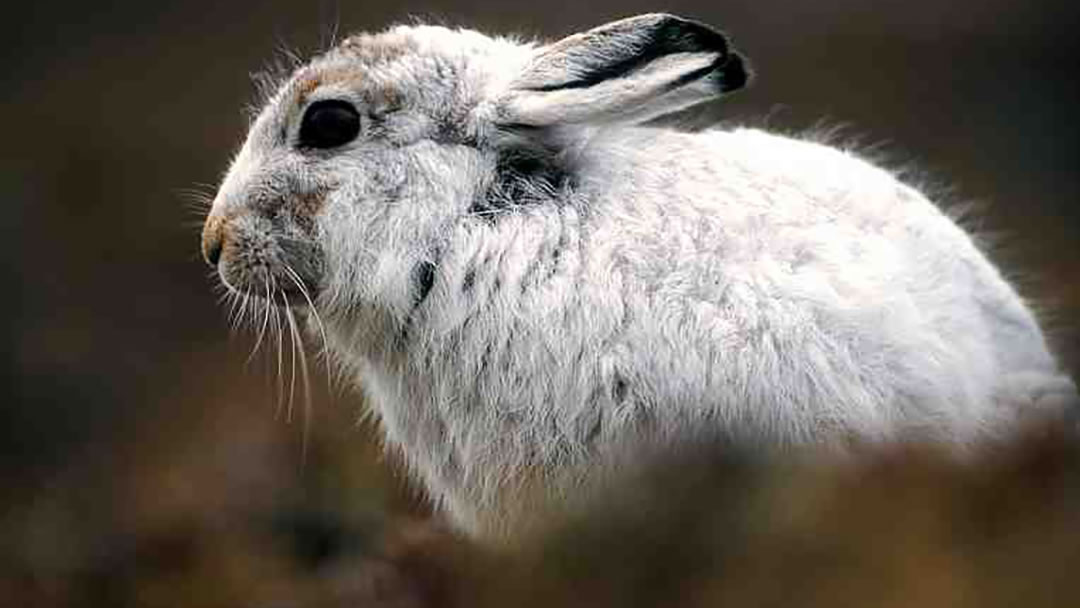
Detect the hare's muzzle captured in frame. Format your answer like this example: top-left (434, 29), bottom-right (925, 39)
top-left (201, 213), bottom-right (226, 267)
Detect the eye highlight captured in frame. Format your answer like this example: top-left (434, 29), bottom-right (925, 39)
top-left (298, 100), bottom-right (361, 149)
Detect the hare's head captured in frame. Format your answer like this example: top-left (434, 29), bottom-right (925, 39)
top-left (201, 14), bottom-right (746, 327)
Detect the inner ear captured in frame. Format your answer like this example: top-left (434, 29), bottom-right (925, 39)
top-left (520, 15), bottom-right (745, 93)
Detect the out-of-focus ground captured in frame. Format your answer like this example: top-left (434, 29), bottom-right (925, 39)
top-left (1, 1), bottom-right (1078, 606)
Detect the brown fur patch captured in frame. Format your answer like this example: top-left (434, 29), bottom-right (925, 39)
top-left (339, 32), bottom-right (417, 64)
top-left (295, 74), bottom-right (322, 105)
top-left (370, 84), bottom-right (404, 113)
top-left (294, 65), bottom-right (367, 106)
top-left (290, 189), bottom-right (327, 235)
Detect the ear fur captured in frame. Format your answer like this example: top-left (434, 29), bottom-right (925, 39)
top-left (493, 14), bottom-right (748, 127)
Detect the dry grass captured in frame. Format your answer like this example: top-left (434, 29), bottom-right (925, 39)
top-left (4, 411), bottom-right (1078, 608)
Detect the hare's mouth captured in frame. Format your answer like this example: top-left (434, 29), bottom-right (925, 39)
top-left (216, 237), bottom-right (324, 308)
top-left (220, 265), bottom-right (319, 308)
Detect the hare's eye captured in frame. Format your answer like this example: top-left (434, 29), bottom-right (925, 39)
top-left (299, 100), bottom-right (360, 149)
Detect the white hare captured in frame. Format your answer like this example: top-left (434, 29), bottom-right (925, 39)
top-left (202, 14), bottom-right (1077, 539)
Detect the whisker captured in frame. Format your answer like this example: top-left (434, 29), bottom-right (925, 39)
top-left (272, 280), bottom-right (286, 418)
top-left (283, 291), bottom-right (298, 423)
top-left (282, 265), bottom-right (332, 399)
top-left (245, 270), bottom-right (275, 364)
top-left (232, 290), bottom-right (246, 330)
top-left (208, 263), bottom-right (320, 466)
top-left (283, 264), bottom-right (331, 366)
top-left (225, 290), bottom-right (245, 334)
top-left (285, 301), bottom-right (313, 466)
top-left (180, 200), bottom-right (213, 214)
top-left (175, 184), bottom-right (217, 207)
top-left (237, 291), bottom-right (253, 332)
top-left (262, 307), bottom-right (274, 409)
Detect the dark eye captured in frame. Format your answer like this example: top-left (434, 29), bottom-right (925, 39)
top-left (298, 100), bottom-right (361, 149)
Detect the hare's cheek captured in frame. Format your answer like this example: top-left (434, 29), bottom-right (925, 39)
top-left (272, 235), bottom-right (325, 299)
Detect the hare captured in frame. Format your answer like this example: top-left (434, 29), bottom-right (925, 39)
top-left (201, 14), bottom-right (1077, 539)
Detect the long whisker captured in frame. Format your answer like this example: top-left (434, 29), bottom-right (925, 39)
top-left (283, 290), bottom-right (298, 423)
top-left (284, 300), bottom-right (313, 466)
top-left (246, 269), bottom-right (275, 364)
top-left (175, 184), bottom-right (217, 215)
top-left (226, 290), bottom-right (246, 334)
top-left (210, 261), bottom-right (319, 464)
top-left (262, 300), bottom-right (274, 408)
top-left (272, 279), bottom-right (286, 418)
top-left (283, 264), bottom-right (331, 366)
top-left (233, 290), bottom-right (253, 332)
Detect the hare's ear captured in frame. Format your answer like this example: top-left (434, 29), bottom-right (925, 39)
top-left (493, 14), bottom-right (748, 127)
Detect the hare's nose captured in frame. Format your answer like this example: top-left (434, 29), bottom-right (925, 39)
top-left (202, 214), bottom-right (226, 267)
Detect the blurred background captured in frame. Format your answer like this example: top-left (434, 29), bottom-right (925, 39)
top-left (2, 0), bottom-right (1078, 605)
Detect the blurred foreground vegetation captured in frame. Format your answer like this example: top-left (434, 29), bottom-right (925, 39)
top-left (2, 395), bottom-right (1078, 607)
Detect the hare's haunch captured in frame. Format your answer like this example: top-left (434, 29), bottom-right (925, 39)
top-left (202, 14), bottom-right (1077, 539)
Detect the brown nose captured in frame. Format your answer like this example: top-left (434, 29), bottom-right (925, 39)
top-left (201, 214), bottom-right (225, 267)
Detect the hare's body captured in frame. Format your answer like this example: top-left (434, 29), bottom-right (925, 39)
top-left (203, 15), bottom-right (1077, 538)
top-left (327, 127), bottom-right (1065, 534)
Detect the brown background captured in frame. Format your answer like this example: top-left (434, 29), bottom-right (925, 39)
top-left (1, 0), bottom-right (1078, 602)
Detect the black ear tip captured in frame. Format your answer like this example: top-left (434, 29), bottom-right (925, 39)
top-left (652, 15), bottom-right (750, 94)
top-left (715, 52), bottom-right (750, 93)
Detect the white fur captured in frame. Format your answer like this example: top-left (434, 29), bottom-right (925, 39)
top-left (204, 15), bottom-right (1078, 539)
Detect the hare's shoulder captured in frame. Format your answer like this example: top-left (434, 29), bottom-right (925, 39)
top-left (591, 126), bottom-right (920, 217)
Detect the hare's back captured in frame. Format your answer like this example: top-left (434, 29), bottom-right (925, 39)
top-left (583, 127), bottom-right (1067, 433)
